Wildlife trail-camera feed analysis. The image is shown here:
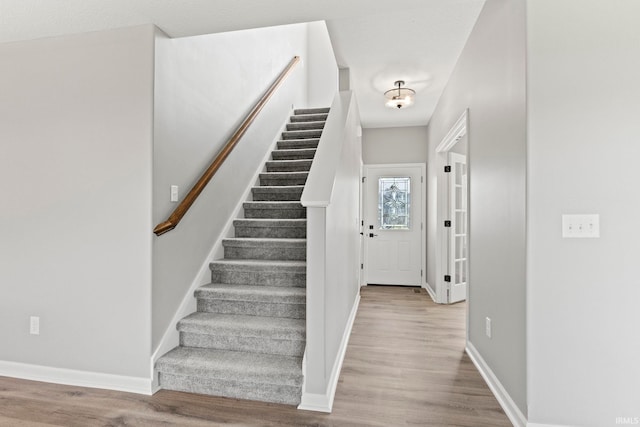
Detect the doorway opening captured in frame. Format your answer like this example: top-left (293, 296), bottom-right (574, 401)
top-left (435, 110), bottom-right (469, 304)
top-left (361, 163), bottom-right (426, 287)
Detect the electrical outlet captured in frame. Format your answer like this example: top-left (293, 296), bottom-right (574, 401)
top-left (30, 316), bottom-right (40, 335)
top-left (485, 317), bottom-right (492, 339)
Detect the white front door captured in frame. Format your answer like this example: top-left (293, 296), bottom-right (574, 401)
top-left (364, 165), bottom-right (423, 286)
top-left (448, 152), bottom-right (468, 303)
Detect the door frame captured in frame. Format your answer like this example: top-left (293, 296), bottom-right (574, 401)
top-left (361, 163), bottom-right (427, 288)
top-left (435, 109), bottom-right (470, 305)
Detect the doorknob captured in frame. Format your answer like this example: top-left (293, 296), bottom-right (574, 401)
top-left (369, 233), bottom-right (378, 238)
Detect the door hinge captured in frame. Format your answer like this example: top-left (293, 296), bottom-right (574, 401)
top-left (444, 275), bottom-right (451, 282)
top-left (361, 263), bottom-right (364, 270)
top-left (444, 220), bottom-right (452, 228)
top-left (362, 177), bottom-right (366, 183)
top-left (444, 165), bottom-right (451, 173)
top-left (421, 269), bottom-right (423, 277)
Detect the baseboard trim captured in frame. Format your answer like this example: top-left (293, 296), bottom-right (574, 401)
top-left (527, 424), bottom-right (567, 427)
top-left (466, 342), bottom-right (527, 427)
top-left (0, 360), bottom-right (152, 395)
top-left (298, 293), bottom-right (360, 413)
top-left (423, 282), bottom-right (437, 302)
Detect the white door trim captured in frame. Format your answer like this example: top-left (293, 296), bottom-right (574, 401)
top-left (435, 109), bottom-right (469, 305)
top-left (362, 163), bottom-right (426, 288)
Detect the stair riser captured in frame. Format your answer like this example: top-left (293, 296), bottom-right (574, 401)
top-left (235, 226), bottom-right (306, 239)
top-left (180, 333), bottom-right (305, 357)
top-left (210, 268), bottom-right (306, 287)
top-left (251, 189), bottom-right (302, 201)
top-left (277, 140), bottom-right (319, 150)
top-left (197, 299), bottom-right (305, 319)
top-left (281, 130), bottom-right (322, 140)
top-left (159, 374), bottom-right (301, 406)
top-left (272, 149), bottom-right (316, 160)
top-left (265, 161), bottom-right (312, 172)
top-left (244, 208), bottom-right (306, 219)
top-left (286, 122), bottom-right (325, 131)
top-left (224, 246), bottom-right (305, 261)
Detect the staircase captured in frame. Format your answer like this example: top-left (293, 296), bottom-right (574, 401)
top-left (155, 107), bottom-right (329, 406)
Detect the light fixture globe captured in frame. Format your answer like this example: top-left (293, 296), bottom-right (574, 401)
top-left (384, 80), bottom-right (416, 109)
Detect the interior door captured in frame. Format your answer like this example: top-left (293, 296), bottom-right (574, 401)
top-left (448, 152), bottom-right (468, 303)
top-left (364, 165), bottom-right (423, 286)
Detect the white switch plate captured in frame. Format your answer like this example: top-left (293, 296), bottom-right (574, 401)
top-left (485, 317), bottom-right (492, 339)
top-left (170, 185), bottom-right (179, 202)
top-left (30, 316), bottom-right (39, 335)
top-left (562, 214), bottom-right (600, 238)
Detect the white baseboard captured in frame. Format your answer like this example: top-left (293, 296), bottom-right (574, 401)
top-left (423, 282), bottom-right (437, 302)
top-left (0, 360), bottom-right (152, 395)
top-left (298, 293), bottom-right (360, 413)
top-left (466, 342), bottom-right (527, 427)
top-left (527, 424), bottom-right (567, 427)
top-left (150, 112), bottom-right (293, 388)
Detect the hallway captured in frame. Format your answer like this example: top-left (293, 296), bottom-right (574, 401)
top-left (0, 286), bottom-right (510, 426)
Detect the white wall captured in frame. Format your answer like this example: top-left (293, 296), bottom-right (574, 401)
top-left (152, 24), bottom-right (309, 349)
top-left (306, 21), bottom-right (339, 108)
top-left (427, 0), bottom-right (527, 416)
top-left (362, 126), bottom-right (428, 165)
top-left (527, 1), bottom-right (640, 425)
top-left (0, 25), bottom-right (154, 379)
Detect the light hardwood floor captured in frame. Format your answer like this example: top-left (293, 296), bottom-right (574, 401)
top-left (0, 286), bottom-right (511, 426)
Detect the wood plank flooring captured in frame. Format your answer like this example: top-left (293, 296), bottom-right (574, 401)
top-left (0, 285), bottom-right (511, 426)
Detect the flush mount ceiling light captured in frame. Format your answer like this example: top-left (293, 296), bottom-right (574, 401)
top-left (384, 80), bottom-right (416, 109)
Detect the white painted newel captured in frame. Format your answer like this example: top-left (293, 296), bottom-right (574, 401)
top-left (299, 293), bottom-right (360, 412)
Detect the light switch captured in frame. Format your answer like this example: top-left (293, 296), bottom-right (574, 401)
top-left (562, 214), bottom-right (600, 238)
top-left (170, 185), bottom-right (179, 202)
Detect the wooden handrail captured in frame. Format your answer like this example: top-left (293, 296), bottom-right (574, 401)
top-left (154, 56), bottom-right (301, 236)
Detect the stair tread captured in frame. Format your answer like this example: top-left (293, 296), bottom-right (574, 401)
top-left (266, 159), bottom-right (313, 164)
top-left (178, 312), bottom-right (305, 338)
top-left (259, 171), bottom-right (308, 176)
top-left (156, 347), bottom-right (303, 384)
top-left (243, 201), bottom-right (303, 207)
top-left (286, 121), bottom-right (326, 130)
top-left (222, 237), bottom-right (306, 245)
top-left (196, 283), bottom-right (306, 301)
top-left (272, 148), bottom-right (316, 154)
top-left (252, 185), bottom-right (304, 190)
top-left (294, 107), bottom-right (330, 115)
top-left (210, 258), bottom-right (306, 269)
top-left (290, 114), bottom-right (328, 122)
top-left (234, 218), bottom-right (306, 227)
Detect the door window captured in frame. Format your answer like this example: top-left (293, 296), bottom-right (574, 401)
top-left (378, 177), bottom-right (411, 230)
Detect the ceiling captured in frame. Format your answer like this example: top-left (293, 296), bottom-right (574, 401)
top-left (0, 0), bottom-right (485, 128)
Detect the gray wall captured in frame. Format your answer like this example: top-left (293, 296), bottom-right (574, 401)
top-left (362, 126), bottom-right (428, 164)
top-left (527, 1), bottom-right (640, 425)
top-left (0, 25), bottom-right (154, 378)
top-left (152, 24), bottom-right (309, 349)
top-left (427, 0), bottom-right (527, 415)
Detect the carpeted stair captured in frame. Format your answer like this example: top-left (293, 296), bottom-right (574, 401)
top-left (155, 107), bottom-right (329, 406)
